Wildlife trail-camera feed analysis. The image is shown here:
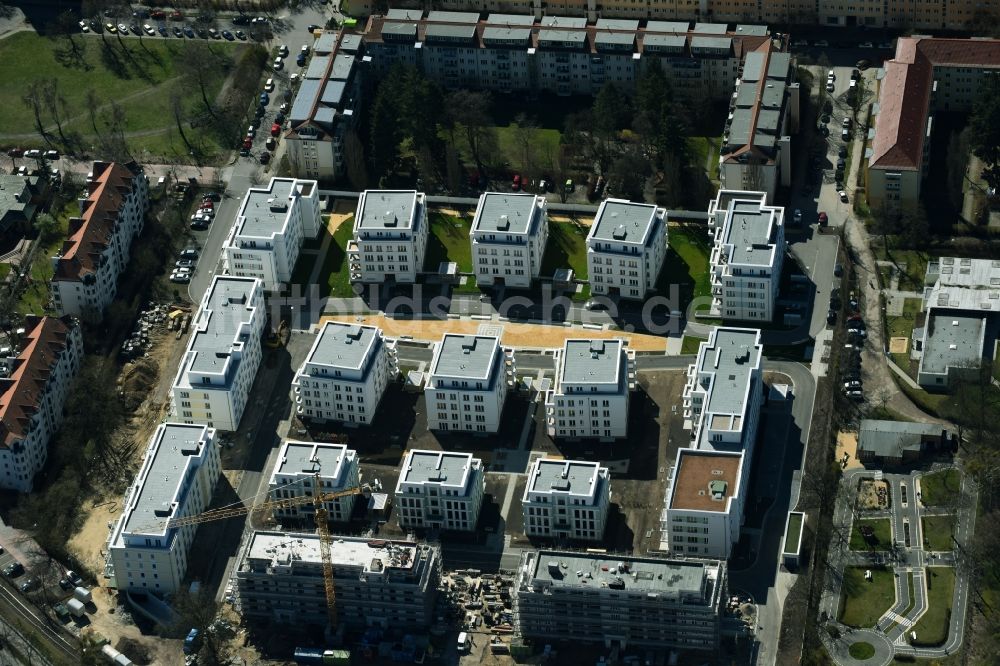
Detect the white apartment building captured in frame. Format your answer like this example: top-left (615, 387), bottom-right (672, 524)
top-left (50, 161), bottom-right (149, 322)
top-left (586, 199), bottom-right (667, 300)
top-left (470, 192), bottom-right (549, 289)
top-left (170, 277), bottom-right (265, 432)
top-left (293, 322), bottom-right (398, 424)
top-left (425, 334), bottom-right (515, 433)
top-left (708, 190), bottom-right (786, 322)
top-left (223, 178), bottom-right (322, 291)
top-left (0, 316), bottom-right (82, 492)
top-left (106, 423), bottom-right (220, 595)
top-left (267, 440), bottom-right (361, 524)
top-left (662, 449), bottom-right (746, 558)
top-left (545, 338), bottom-right (635, 440)
top-left (286, 32), bottom-right (366, 181)
top-left (683, 327), bottom-right (763, 454)
top-left (348, 190), bottom-right (428, 284)
top-left (395, 449), bottom-right (485, 532)
top-left (237, 532), bottom-right (440, 629)
top-left (522, 458), bottom-right (611, 541)
top-left (364, 13), bottom-right (768, 102)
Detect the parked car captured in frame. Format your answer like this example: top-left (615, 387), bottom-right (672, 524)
top-left (827, 309), bottom-right (837, 324)
top-left (306, 24), bottom-right (319, 32)
top-left (200, 200), bottom-right (214, 209)
top-left (158, 25), bottom-right (168, 36)
top-left (129, 23), bottom-right (140, 35)
top-left (3, 563), bottom-right (24, 578)
top-left (208, 28), bottom-right (219, 38)
top-left (273, 58), bottom-right (284, 71)
top-left (19, 578), bottom-right (39, 593)
top-left (265, 137), bottom-right (276, 150)
top-left (259, 151), bottom-right (271, 164)
top-left (203, 191), bottom-right (221, 201)
top-left (176, 259), bottom-right (195, 269)
top-left (79, 20), bottom-right (90, 32)
top-left (296, 53), bottom-right (306, 67)
top-left (222, 30), bottom-right (235, 41)
top-left (105, 23), bottom-right (117, 33)
top-left (235, 30), bottom-right (247, 40)
top-left (198, 208), bottom-right (215, 218)
top-left (170, 9), bottom-right (184, 20)
top-left (512, 173), bottom-right (521, 191)
top-left (142, 23), bottom-right (155, 35)
top-left (184, 26), bottom-right (195, 38)
top-left (264, 78), bottom-right (275, 92)
top-left (839, 190), bottom-right (849, 203)
top-left (259, 92), bottom-right (270, 106)
top-left (151, 10), bottom-right (166, 19)
top-left (23, 149), bottom-right (41, 158)
top-left (844, 380), bottom-right (862, 390)
top-left (172, 26), bottom-right (183, 37)
top-left (793, 209), bottom-right (802, 225)
top-left (818, 211), bottom-right (829, 225)
top-left (117, 23), bottom-right (129, 34)
top-left (836, 158), bottom-right (846, 171)
top-left (170, 271), bottom-right (191, 283)
top-left (834, 263), bottom-right (843, 277)
top-left (270, 122), bottom-right (281, 136)
top-left (826, 82), bottom-right (835, 93)
top-left (278, 44), bottom-right (289, 56)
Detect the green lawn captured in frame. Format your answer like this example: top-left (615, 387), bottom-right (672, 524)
top-left (424, 213), bottom-right (473, 273)
top-left (658, 223), bottom-right (712, 311)
top-left (897, 380), bottom-right (950, 417)
top-left (688, 135), bottom-right (722, 182)
top-left (877, 248), bottom-right (932, 291)
top-left (887, 297), bottom-right (924, 368)
top-left (540, 220), bottom-right (589, 280)
top-left (849, 518), bottom-right (893, 552)
top-left (0, 32), bottom-right (242, 157)
top-left (838, 566), bottom-right (896, 628)
top-left (920, 469), bottom-right (961, 507)
top-left (681, 335), bottom-right (704, 355)
top-left (848, 642), bottom-right (876, 660)
top-left (306, 221), bottom-right (356, 298)
top-left (910, 567), bottom-right (955, 647)
top-left (495, 124), bottom-right (562, 174)
top-left (922, 515), bottom-right (955, 551)
top-left (16, 197), bottom-right (76, 315)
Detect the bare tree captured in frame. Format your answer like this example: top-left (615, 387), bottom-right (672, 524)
top-left (170, 86), bottom-right (195, 151)
top-left (22, 81), bottom-right (49, 144)
top-left (40, 79), bottom-right (70, 148)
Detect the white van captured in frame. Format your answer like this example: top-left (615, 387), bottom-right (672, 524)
top-left (457, 632), bottom-right (470, 652)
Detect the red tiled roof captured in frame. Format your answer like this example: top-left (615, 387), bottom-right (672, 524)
top-left (52, 161), bottom-right (141, 282)
top-left (0, 316), bottom-right (74, 448)
top-left (870, 37), bottom-right (1000, 170)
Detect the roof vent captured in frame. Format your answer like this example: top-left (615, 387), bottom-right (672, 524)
top-left (612, 224), bottom-right (627, 240)
top-left (383, 210), bottom-right (397, 226)
top-left (497, 214), bottom-right (510, 231)
top-left (708, 480), bottom-right (728, 499)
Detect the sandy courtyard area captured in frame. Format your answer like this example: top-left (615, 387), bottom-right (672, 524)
top-left (321, 314), bottom-right (669, 352)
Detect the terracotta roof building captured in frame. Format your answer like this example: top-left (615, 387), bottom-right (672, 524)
top-left (50, 161), bottom-right (149, 321)
top-left (866, 37), bottom-right (1000, 213)
top-left (0, 316), bottom-right (83, 492)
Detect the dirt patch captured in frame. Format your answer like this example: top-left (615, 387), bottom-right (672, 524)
top-left (858, 479), bottom-right (890, 510)
top-left (889, 336), bottom-right (909, 354)
top-left (321, 314), bottom-right (668, 352)
top-left (835, 431), bottom-right (864, 471)
top-left (80, 586), bottom-right (180, 666)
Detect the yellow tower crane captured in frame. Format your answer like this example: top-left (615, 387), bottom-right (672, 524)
top-left (162, 477), bottom-right (362, 629)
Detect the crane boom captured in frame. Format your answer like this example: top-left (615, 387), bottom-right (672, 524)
top-left (163, 486), bottom-right (362, 529)
top-left (314, 472), bottom-right (338, 628)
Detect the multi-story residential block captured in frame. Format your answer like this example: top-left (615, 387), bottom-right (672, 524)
top-left (682, 327), bottom-right (763, 453)
top-left (913, 257), bottom-right (1000, 389)
top-left (0, 173), bottom-right (42, 235)
top-left (586, 199), bottom-right (667, 300)
top-left (719, 44), bottom-right (799, 202)
top-left (169, 276), bottom-right (265, 431)
top-left (708, 190), bottom-right (786, 322)
top-left (470, 192), bottom-right (549, 289)
top-left (395, 449), bottom-right (485, 532)
top-left (0, 316), bottom-right (82, 492)
top-left (660, 327), bottom-right (763, 558)
top-left (223, 178), bottom-right (322, 291)
top-left (106, 423), bottom-right (220, 595)
top-left (267, 440), bottom-right (361, 523)
top-left (50, 161), bottom-right (149, 321)
top-left (348, 190), bottom-right (429, 284)
top-left (545, 338), bottom-right (635, 440)
top-left (867, 38), bottom-right (1000, 214)
top-left (286, 31), bottom-right (366, 181)
top-left (293, 322), bottom-right (398, 424)
top-left (514, 550), bottom-right (726, 651)
top-left (662, 449), bottom-right (746, 558)
top-left (363, 13), bottom-right (770, 101)
top-left (425, 334), bottom-right (514, 433)
top-left (522, 458), bottom-right (610, 541)
top-left (237, 531), bottom-right (440, 629)
top-left (355, 0), bottom-right (996, 29)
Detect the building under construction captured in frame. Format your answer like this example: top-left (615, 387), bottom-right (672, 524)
top-left (514, 550), bottom-right (726, 651)
top-left (235, 531), bottom-right (440, 630)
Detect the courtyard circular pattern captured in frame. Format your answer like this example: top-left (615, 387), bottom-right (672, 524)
top-left (848, 642), bottom-right (876, 660)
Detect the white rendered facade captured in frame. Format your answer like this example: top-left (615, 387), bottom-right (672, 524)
top-left (293, 322), bottom-right (398, 424)
top-left (470, 192), bottom-right (549, 288)
top-left (425, 334), bottom-right (514, 433)
top-left (395, 449), bottom-right (485, 532)
top-left (708, 190), bottom-right (785, 322)
top-left (106, 424), bottom-right (220, 595)
top-left (662, 448), bottom-right (746, 558)
top-left (545, 338), bottom-right (635, 440)
top-left (0, 316), bottom-right (83, 492)
top-left (223, 178), bottom-right (322, 291)
top-left (348, 190), bottom-right (428, 284)
top-left (586, 199), bottom-right (667, 300)
top-left (50, 161), bottom-right (149, 322)
top-left (169, 277), bottom-right (265, 432)
top-left (522, 458), bottom-right (610, 541)
top-left (267, 440), bottom-right (361, 523)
